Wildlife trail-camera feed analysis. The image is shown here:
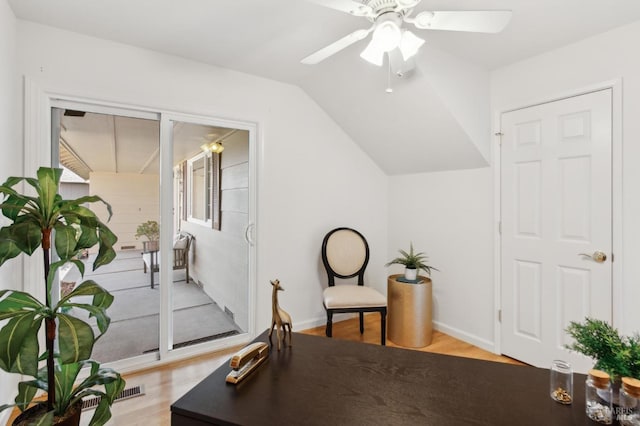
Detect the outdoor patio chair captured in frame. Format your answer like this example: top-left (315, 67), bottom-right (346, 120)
top-left (142, 232), bottom-right (194, 285)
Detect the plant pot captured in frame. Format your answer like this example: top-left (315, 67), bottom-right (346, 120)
top-left (13, 401), bottom-right (82, 426)
top-left (143, 240), bottom-right (159, 252)
top-left (387, 274), bottom-right (432, 348)
top-left (404, 267), bottom-right (418, 281)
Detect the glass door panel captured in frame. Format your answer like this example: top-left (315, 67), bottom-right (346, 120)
top-left (169, 120), bottom-right (249, 350)
top-left (52, 106), bottom-right (161, 363)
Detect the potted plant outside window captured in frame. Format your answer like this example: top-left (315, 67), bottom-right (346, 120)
top-left (0, 167), bottom-right (125, 425)
top-left (135, 220), bottom-right (159, 252)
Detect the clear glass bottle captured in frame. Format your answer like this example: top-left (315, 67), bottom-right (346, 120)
top-left (550, 360), bottom-right (573, 404)
top-left (619, 377), bottom-right (640, 426)
top-left (586, 369), bottom-right (613, 424)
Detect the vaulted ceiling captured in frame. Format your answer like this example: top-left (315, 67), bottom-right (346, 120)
top-left (10, 0), bottom-right (640, 174)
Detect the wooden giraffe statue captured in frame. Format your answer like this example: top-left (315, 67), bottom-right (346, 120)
top-left (269, 279), bottom-right (292, 350)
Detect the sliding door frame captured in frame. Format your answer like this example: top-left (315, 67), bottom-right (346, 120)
top-left (158, 112), bottom-right (258, 361)
top-left (23, 78), bottom-right (257, 373)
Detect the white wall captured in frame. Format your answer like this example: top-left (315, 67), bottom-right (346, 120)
top-left (303, 47), bottom-right (491, 175)
top-left (0, 0), bottom-right (19, 418)
top-left (59, 182), bottom-right (89, 201)
top-left (418, 47), bottom-right (492, 162)
top-left (388, 168), bottom-right (495, 349)
top-left (491, 20), bottom-right (640, 336)
top-left (90, 172), bottom-right (160, 251)
top-left (16, 21), bottom-right (388, 338)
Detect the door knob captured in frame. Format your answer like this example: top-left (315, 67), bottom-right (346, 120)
top-left (578, 251), bottom-right (607, 263)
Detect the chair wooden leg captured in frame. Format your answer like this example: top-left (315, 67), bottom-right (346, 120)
top-left (326, 311), bottom-right (333, 338)
top-left (359, 312), bottom-right (364, 334)
top-left (143, 261), bottom-right (147, 274)
top-left (186, 263), bottom-right (190, 283)
top-left (381, 309), bottom-right (387, 346)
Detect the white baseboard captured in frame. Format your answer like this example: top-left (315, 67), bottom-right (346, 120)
top-left (295, 313), bottom-right (353, 332)
top-left (1, 409), bottom-right (10, 425)
top-left (296, 316), bottom-right (497, 355)
top-left (433, 320), bottom-right (496, 353)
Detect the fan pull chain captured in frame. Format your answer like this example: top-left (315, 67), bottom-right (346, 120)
top-left (385, 53), bottom-right (393, 94)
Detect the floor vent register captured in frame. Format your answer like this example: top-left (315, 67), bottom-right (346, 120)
top-left (82, 384), bottom-right (146, 411)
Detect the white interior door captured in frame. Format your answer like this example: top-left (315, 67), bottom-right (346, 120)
top-left (500, 89), bottom-right (612, 371)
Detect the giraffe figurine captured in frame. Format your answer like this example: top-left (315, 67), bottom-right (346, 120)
top-left (269, 279), bottom-right (292, 350)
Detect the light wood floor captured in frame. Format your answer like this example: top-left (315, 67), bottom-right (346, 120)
top-left (303, 314), bottom-right (525, 366)
top-left (7, 315), bottom-right (524, 425)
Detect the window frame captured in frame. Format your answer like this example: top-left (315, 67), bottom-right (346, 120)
top-left (185, 151), bottom-right (221, 230)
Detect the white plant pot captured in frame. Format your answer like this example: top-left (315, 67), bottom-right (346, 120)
top-left (404, 268), bottom-right (418, 281)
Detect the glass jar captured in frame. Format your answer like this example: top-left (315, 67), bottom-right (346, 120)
top-left (619, 377), bottom-right (640, 426)
top-left (550, 360), bottom-right (573, 404)
top-left (586, 369), bottom-right (613, 424)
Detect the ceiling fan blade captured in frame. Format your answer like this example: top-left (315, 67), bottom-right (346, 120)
top-left (412, 10), bottom-right (512, 33)
top-left (305, 0), bottom-right (373, 17)
top-left (301, 28), bottom-right (371, 64)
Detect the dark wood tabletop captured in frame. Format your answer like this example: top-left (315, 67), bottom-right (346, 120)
top-left (171, 331), bottom-right (605, 425)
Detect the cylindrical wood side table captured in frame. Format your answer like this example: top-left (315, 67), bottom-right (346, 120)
top-left (387, 274), bottom-right (433, 348)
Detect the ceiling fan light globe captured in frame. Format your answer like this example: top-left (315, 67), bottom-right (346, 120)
top-left (360, 40), bottom-right (385, 66)
top-left (372, 21), bottom-right (402, 52)
top-left (397, 0), bottom-right (420, 7)
top-left (399, 30), bottom-right (425, 60)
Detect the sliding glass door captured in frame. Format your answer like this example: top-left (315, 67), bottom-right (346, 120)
top-left (49, 101), bottom-right (257, 367)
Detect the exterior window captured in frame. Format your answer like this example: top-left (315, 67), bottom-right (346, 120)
top-left (186, 152), bottom-right (220, 229)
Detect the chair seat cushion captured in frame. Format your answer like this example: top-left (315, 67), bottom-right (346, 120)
top-left (173, 236), bottom-right (188, 250)
top-left (323, 285), bottom-right (387, 309)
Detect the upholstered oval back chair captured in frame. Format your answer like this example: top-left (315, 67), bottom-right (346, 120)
top-left (321, 227), bottom-right (387, 345)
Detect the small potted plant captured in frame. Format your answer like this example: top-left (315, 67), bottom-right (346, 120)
top-left (135, 220), bottom-right (159, 251)
top-left (0, 167), bottom-right (125, 425)
top-left (385, 242), bottom-right (437, 281)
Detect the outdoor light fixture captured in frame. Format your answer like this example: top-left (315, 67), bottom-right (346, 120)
top-left (200, 141), bottom-right (224, 154)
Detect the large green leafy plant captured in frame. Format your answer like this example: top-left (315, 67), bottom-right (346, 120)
top-left (0, 167), bottom-right (125, 425)
top-left (566, 317), bottom-right (640, 379)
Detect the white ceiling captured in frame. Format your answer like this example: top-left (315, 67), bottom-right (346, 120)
top-left (61, 113), bottom-right (160, 179)
top-left (11, 0), bottom-right (640, 174)
top-left (59, 111), bottom-right (233, 179)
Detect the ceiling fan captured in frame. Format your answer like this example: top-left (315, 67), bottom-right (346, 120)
top-left (301, 0), bottom-right (512, 66)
